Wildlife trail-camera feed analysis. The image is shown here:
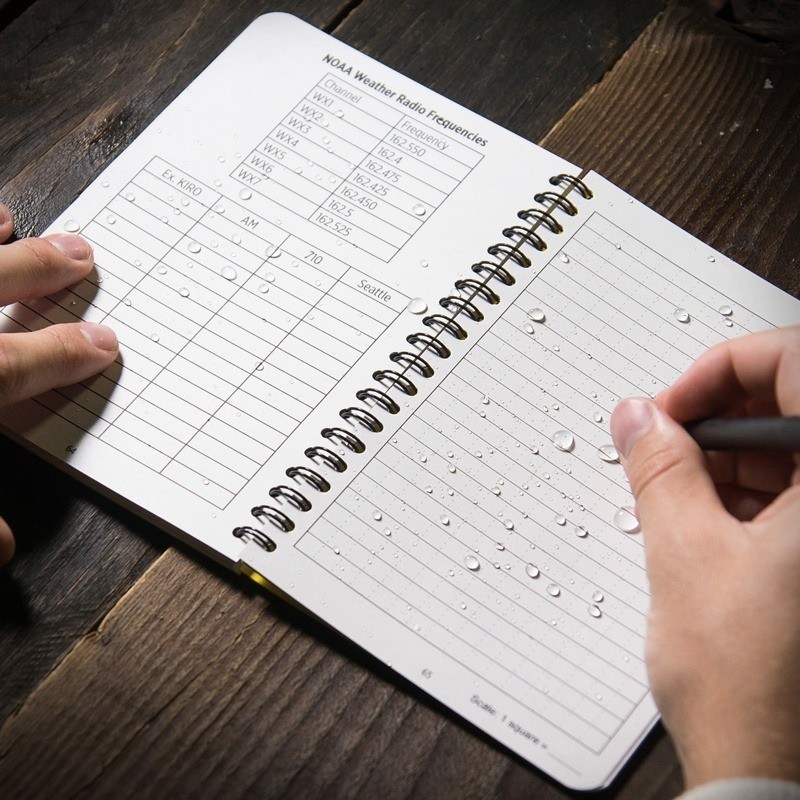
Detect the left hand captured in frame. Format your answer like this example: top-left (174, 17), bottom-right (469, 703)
top-left (0, 201), bottom-right (118, 565)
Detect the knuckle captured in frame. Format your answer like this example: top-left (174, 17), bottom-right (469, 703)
top-left (629, 441), bottom-right (687, 500)
top-left (15, 237), bottom-right (60, 278)
top-left (46, 325), bottom-right (86, 368)
top-left (0, 337), bottom-right (20, 405)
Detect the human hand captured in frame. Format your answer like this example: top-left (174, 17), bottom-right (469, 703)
top-left (0, 201), bottom-right (118, 566)
top-left (610, 326), bottom-right (800, 789)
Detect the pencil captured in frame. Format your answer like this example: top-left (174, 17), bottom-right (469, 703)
top-left (686, 417), bottom-right (800, 451)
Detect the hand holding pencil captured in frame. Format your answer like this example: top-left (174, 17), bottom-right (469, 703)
top-left (610, 326), bottom-right (800, 791)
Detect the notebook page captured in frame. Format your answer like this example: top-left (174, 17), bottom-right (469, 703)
top-left (0, 13), bottom-right (576, 564)
top-left (240, 173), bottom-right (800, 788)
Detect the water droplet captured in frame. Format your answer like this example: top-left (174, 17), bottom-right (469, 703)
top-left (333, 547), bottom-right (340, 555)
top-left (412, 203), bottom-right (427, 216)
top-left (335, 109), bottom-right (344, 117)
top-left (123, 298), bottom-right (132, 306)
top-left (593, 412), bottom-right (603, 423)
top-left (529, 308), bottom-right (546, 323)
top-left (420, 259), bottom-right (429, 268)
top-left (232, 234), bottom-right (242, 245)
top-left (239, 188), bottom-right (252, 200)
top-left (552, 429), bottom-right (574, 452)
top-left (151, 333), bottom-right (160, 342)
top-left (157, 266), bottom-right (167, 275)
top-left (464, 554), bottom-right (480, 571)
top-left (613, 506), bottom-right (640, 533)
top-left (221, 265), bottom-right (237, 281)
top-left (268, 248), bottom-right (282, 259)
top-left (589, 604), bottom-right (602, 618)
top-left (547, 583), bottom-right (561, 597)
top-left (523, 322), bottom-right (535, 335)
top-left (491, 486), bottom-right (501, 496)
top-left (504, 519), bottom-right (514, 531)
top-left (178, 287), bottom-right (190, 298)
top-left (64, 219), bottom-right (81, 232)
top-left (724, 319), bottom-right (733, 327)
top-left (258, 283), bottom-right (270, 293)
top-left (592, 590), bottom-right (604, 603)
top-left (419, 454), bottom-right (428, 463)
top-left (598, 443), bottom-right (619, 463)
top-left (554, 514), bottom-right (566, 526)
top-left (708, 255), bottom-right (716, 261)
top-left (575, 525), bottom-right (588, 538)
top-left (372, 510), bottom-right (382, 521)
top-left (440, 514), bottom-right (450, 526)
top-left (719, 304), bottom-right (733, 316)
top-left (495, 542), bottom-right (505, 551)
top-left (525, 564), bottom-right (540, 579)
top-left (559, 253), bottom-right (569, 263)
top-left (188, 242), bottom-right (201, 254)
top-left (407, 297), bottom-right (427, 314)
top-left (614, 243), bottom-right (622, 250)
top-left (674, 307), bottom-right (690, 323)
top-left (106, 214), bottom-right (117, 225)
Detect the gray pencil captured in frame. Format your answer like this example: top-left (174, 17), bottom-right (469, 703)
top-left (686, 417), bottom-right (800, 451)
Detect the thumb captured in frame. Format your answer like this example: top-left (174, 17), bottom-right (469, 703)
top-left (611, 397), bottom-right (729, 559)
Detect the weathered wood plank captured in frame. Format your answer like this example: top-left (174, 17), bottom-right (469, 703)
top-left (0, 0), bottom-right (663, 728)
top-left (542, 1), bottom-right (800, 295)
top-left (5, 2), bottom-right (798, 799)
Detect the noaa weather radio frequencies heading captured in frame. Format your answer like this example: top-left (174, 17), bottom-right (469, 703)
top-left (231, 69), bottom-right (484, 262)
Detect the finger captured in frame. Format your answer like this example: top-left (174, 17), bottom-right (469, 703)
top-left (659, 326), bottom-right (800, 421)
top-left (611, 397), bottom-right (733, 568)
top-left (705, 450), bottom-right (795, 495)
top-left (0, 202), bottom-right (13, 244)
top-left (0, 322), bottom-right (118, 407)
top-left (0, 234), bottom-right (94, 305)
top-left (0, 514), bottom-right (14, 565)
top-left (716, 484), bottom-right (776, 521)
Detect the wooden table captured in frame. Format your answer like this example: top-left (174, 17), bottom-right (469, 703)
top-left (1, 1), bottom-right (798, 797)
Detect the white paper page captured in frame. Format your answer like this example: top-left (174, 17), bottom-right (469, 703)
top-left (0, 13), bottom-right (576, 564)
top-left (240, 172), bottom-right (800, 789)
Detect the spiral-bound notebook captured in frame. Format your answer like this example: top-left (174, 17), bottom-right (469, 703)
top-left (2, 13), bottom-right (799, 789)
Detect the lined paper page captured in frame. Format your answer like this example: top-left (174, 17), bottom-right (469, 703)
top-left (243, 174), bottom-right (800, 788)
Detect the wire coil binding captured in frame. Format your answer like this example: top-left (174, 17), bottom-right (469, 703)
top-left (233, 171), bottom-right (592, 551)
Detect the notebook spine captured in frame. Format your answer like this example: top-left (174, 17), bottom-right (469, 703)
top-left (233, 171), bottom-right (593, 553)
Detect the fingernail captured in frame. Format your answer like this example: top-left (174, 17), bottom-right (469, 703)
top-left (48, 233), bottom-right (92, 261)
top-left (0, 204), bottom-right (10, 226)
top-left (80, 322), bottom-right (118, 353)
top-left (611, 397), bottom-right (656, 459)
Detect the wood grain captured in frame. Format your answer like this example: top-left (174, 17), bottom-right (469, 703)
top-left (542, 1), bottom-right (800, 295)
top-left (4, 1), bottom-right (798, 799)
top-left (0, 0), bottom-right (663, 725)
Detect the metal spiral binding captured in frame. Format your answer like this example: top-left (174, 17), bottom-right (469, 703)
top-left (233, 170), bottom-right (592, 551)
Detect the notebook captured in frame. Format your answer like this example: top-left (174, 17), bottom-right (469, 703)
top-left (2, 13), bottom-right (798, 790)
